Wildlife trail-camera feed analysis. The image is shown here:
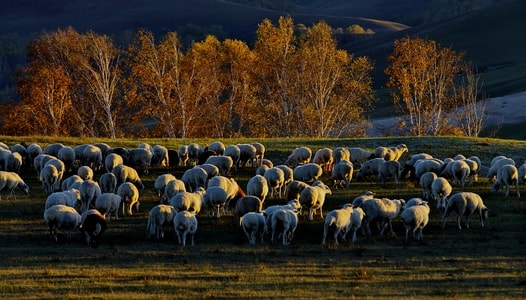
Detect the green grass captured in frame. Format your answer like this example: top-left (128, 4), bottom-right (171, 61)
top-left (0, 136), bottom-right (525, 298)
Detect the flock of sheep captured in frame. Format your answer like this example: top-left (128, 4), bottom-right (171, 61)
top-left (0, 139), bottom-right (522, 248)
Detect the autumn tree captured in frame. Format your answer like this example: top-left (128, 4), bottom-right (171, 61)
top-left (385, 37), bottom-right (464, 136)
top-left (455, 63), bottom-right (486, 137)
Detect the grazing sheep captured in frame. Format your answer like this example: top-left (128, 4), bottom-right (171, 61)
top-left (374, 144), bottom-right (408, 161)
top-left (98, 172), bottom-right (117, 194)
top-left (43, 143), bottom-right (65, 157)
top-left (419, 172), bottom-right (438, 200)
top-left (275, 165), bottom-right (294, 189)
top-left (0, 171), bottom-right (29, 200)
top-left (181, 166), bottom-right (208, 192)
top-left (111, 164), bottom-right (145, 194)
top-left (94, 143), bottom-right (112, 159)
top-left (80, 209), bottom-right (107, 248)
top-left (251, 142), bottom-right (266, 167)
top-left (187, 143), bottom-right (203, 164)
top-left (431, 177), bottom-right (453, 209)
top-left (237, 143), bottom-right (257, 168)
top-left (401, 153), bottom-right (434, 179)
top-left (312, 147), bottom-right (334, 173)
top-left (40, 164), bottom-right (60, 195)
top-left (330, 160), bottom-right (353, 189)
top-left (463, 158), bottom-right (479, 185)
top-left (293, 163), bottom-right (323, 182)
top-left (26, 143), bottom-right (43, 167)
top-left (61, 175), bottom-right (84, 191)
top-left (351, 191), bottom-right (375, 208)
top-left (57, 146), bottom-right (76, 173)
top-left (487, 157), bottom-right (515, 181)
top-left (400, 202), bottom-right (430, 241)
top-left (270, 208), bottom-right (299, 245)
top-left (94, 193), bottom-right (122, 221)
top-left (151, 144), bottom-right (169, 168)
top-left (491, 164), bottom-right (520, 198)
top-left (405, 198), bottom-right (428, 208)
top-left (348, 207), bottom-right (366, 243)
top-left (42, 157), bottom-right (66, 192)
top-left (4, 152), bottom-right (23, 174)
top-left (154, 174), bottom-right (177, 200)
top-left (518, 161), bottom-right (526, 183)
top-left (77, 165), bottom-right (94, 181)
top-left (162, 179), bottom-right (186, 203)
top-left (356, 158), bottom-right (384, 181)
top-left (332, 147), bottom-right (351, 164)
top-left (378, 160), bottom-right (400, 187)
top-left (178, 145), bottom-right (189, 167)
top-left (360, 198), bottom-right (406, 236)
top-left (117, 182), bottom-right (140, 216)
top-left (168, 188), bottom-right (205, 214)
top-left (347, 147), bottom-right (375, 168)
top-left (205, 155), bottom-right (234, 176)
top-left (204, 186), bottom-right (229, 218)
top-left (173, 210), bottom-right (198, 246)
top-left (199, 163), bottom-right (220, 180)
top-left (234, 196), bottom-right (263, 221)
top-left (223, 145), bottom-right (241, 171)
top-left (414, 158), bottom-right (443, 180)
top-left (44, 189), bottom-right (82, 212)
top-left (79, 179), bottom-right (101, 214)
top-left (240, 212), bottom-right (266, 245)
top-left (246, 175), bottom-right (269, 202)
top-left (208, 141), bottom-right (226, 155)
top-left (284, 147), bottom-right (312, 168)
top-left (128, 148), bottom-right (153, 174)
top-left (256, 165), bottom-right (269, 176)
top-left (43, 204), bottom-right (82, 242)
top-left (261, 159), bottom-right (273, 168)
top-left (82, 144), bottom-right (103, 171)
top-left (284, 180), bottom-right (310, 200)
top-left (264, 167), bottom-right (285, 199)
top-left (442, 192), bottom-right (489, 230)
top-left (322, 205), bottom-right (354, 246)
top-left (207, 175), bottom-right (245, 213)
top-left (451, 160), bottom-right (470, 187)
top-left (299, 181), bottom-right (332, 220)
top-left (263, 199), bottom-right (302, 217)
top-left (104, 153), bottom-right (124, 174)
top-left (147, 204), bottom-right (177, 240)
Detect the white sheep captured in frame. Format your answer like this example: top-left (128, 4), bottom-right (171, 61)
top-left (57, 146), bottom-right (76, 173)
top-left (246, 175), bottom-right (269, 202)
top-left (487, 156), bottom-right (515, 181)
top-left (4, 152), bottom-right (22, 174)
top-left (99, 172), bottom-right (117, 194)
top-left (240, 212), bottom-right (266, 245)
top-left (111, 164), bottom-right (145, 193)
top-left (351, 191), bottom-right (375, 208)
top-left (187, 143), bottom-right (203, 164)
top-left (234, 195), bottom-right (263, 221)
top-left (312, 147), bottom-right (334, 173)
top-left (431, 177), bottom-right (452, 209)
top-left (178, 145), bottom-right (189, 166)
top-left (128, 148), bottom-right (153, 174)
top-left (332, 147), bottom-right (351, 164)
top-left (94, 193), bottom-right (122, 221)
top-left (151, 144), bottom-right (169, 168)
top-left (208, 141), bottom-right (226, 155)
top-left (147, 204), bottom-right (177, 240)
top-left (264, 167), bottom-right (285, 199)
top-left (173, 210), bottom-right (198, 246)
top-left (26, 143), bottom-right (43, 167)
top-left (419, 171), bottom-right (438, 200)
top-left (518, 161), bottom-right (526, 183)
top-left (374, 144), bottom-right (408, 161)
top-left (451, 159), bottom-right (470, 187)
top-left (223, 145), bottom-right (241, 171)
top-left (43, 142), bottom-right (65, 157)
top-left (251, 142), bottom-right (266, 167)
top-left (162, 179), bottom-right (186, 203)
top-left (116, 182), bottom-right (140, 216)
top-left (0, 170), bottom-right (29, 200)
top-left (44, 189), bottom-right (82, 212)
top-left (82, 144), bottom-right (103, 171)
top-left (270, 208), bottom-right (299, 245)
top-left (414, 158), bottom-right (443, 180)
top-left (348, 207), bottom-right (366, 243)
top-left (284, 180), bottom-right (310, 200)
top-left (293, 163), bottom-right (323, 182)
top-left (207, 175), bottom-right (246, 213)
top-left (378, 159), bottom-right (400, 187)
top-left (199, 163), bottom-right (219, 179)
top-left (104, 153), bottom-right (123, 173)
top-left (205, 155), bottom-right (234, 176)
top-left (360, 198), bottom-right (406, 236)
top-left (42, 157), bottom-right (65, 193)
top-left (284, 146), bottom-right (312, 168)
top-left (181, 166), bottom-right (208, 192)
top-left (347, 147), bottom-right (375, 168)
top-left (168, 188), bottom-right (205, 214)
top-left (491, 164), bottom-right (520, 197)
top-left (275, 165), bottom-right (294, 189)
top-left (204, 186), bottom-right (228, 218)
top-left (40, 164), bottom-right (60, 195)
top-left (80, 209), bottom-right (107, 248)
top-left (78, 165), bottom-right (94, 181)
top-left (154, 173), bottom-right (177, 200)
top-left (401, 153), bottom-right (434, 179)
top-left (299, 181), bottom-right (332, 220)
top-left (94, 143), bottom-right (112, 158)
top-left (400, 202), bottom-right (430, 241)
top-left (405, 197), bottom-right (428, 208)
top-left (356, 158), bottom-right (384, 181)
top-left (330, 160), bottom-right (353, 189)
top-left (237, 143), bottom-right (257, 168)
top-left (322, 205), bottom-right (354, 246)
top-left (442, 192), bottom-right (489, 230)
top-left (61, 175), bottom-right (84, 191)
top-left (79, 179), bottom-right (101, 214)
top-left (263, 199), bottom-right (302, 217)
top-left (43, 204), bottom-right (82, 242)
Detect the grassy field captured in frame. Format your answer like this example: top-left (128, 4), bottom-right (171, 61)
top-left (0, 136), bottom-right (525, 298)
